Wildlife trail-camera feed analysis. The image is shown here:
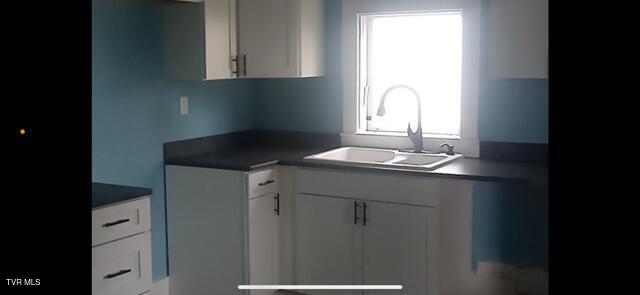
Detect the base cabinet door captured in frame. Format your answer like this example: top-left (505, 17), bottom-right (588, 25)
top-left (165, 166), bottom-right (246, 295)
top-left (295, 194), bottom-right (361, 295)
top-left (249, 192), bottom-right (281, 295)
top-left (362, 201), bottom-right (432, 295)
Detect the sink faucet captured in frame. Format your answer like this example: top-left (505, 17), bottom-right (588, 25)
top-left (376, 85), bottom-right (423, 153)
top-left (440, 143), bottom-right (455, 155)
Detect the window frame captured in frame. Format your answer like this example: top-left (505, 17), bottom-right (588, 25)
top-left (341, 0), bottom-right (480, 157)
top-left (357, 10), bottom-right (464, 137)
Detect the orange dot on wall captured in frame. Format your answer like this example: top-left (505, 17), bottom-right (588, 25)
top-left (19, 129), bottom-right (26, 135)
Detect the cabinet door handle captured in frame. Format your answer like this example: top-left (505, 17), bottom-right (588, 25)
top-left (258, 180), bottom-right (275, 186)
top-left (231, 56), bottom-right (238, 76)
top-left (274, 193), bottom-right (280, 216)
top-left (243, 54), bottom-right (247, 76)
top-left (102, 218), bottom-right (130, 228)
top-left (354, 201), bottom-right (360, 224)
top-left (103, 269), bottom-right (131, 280)
top-left (363, 202), bottom-right (368, 226)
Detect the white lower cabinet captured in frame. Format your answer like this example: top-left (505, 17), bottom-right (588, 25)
top-left (294, 168), bottom-right (438, 295)
top-left (295, 194), bottom-right (433, 295)
top-left (92, 197), bottom-right (152, 295)
top-left (295, 195), bottom-right (361, 295)
top-left (166, 165), bottom-right (286, 295)
top-left (165, 165), bottom-right (439, 295)
top-left (362, 200), bottom-right (430, 295)
top-left (249, 192), bottom-right (281, 295)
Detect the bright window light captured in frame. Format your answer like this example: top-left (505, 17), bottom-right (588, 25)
top-left (360, 11), bottom-right (463, 137)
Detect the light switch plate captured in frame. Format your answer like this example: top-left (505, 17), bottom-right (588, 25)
top-left (180, 96), bottom-right (188, 115)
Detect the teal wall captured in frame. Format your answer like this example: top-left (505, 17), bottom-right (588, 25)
top-left (92, 0), bottom-right (255, 280)
top-left (253, 0), bottom-right (343, 133)
top-left (471, 0), bottom-right (548, 272)
top-left (479, 79), bottom-right (548, 143)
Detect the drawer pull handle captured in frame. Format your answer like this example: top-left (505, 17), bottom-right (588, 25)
top-left (102, 218), bottom-right (130, 227)
top-left (103, 269), bottom-right (132, 279)
top-left (258, 180), bottom-right (275, 186)
top-left (274, 193), bottom-right (280, 216)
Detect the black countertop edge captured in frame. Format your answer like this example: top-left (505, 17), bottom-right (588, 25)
top-left (280, 159), bottom-right (548, 185)
top-left (92, 182), bottom-right (153, 209)
top-left (165, 160), bottom-right (279, 172)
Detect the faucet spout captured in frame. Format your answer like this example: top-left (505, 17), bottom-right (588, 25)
top-left (376, 85), bottom-right (423, 153)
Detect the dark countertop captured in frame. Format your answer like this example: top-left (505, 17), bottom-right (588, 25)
top-left (166, 146), bottom-right (331, 171)
top-left (165, 145), bottom-right (548, 184)
top-left (92, 182), bottom-right (153, 209)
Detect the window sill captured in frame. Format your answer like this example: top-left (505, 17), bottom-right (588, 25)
top-left (341, 132), bottom-right (479, 157)
top-left (355, 130), bottom-right (462, 140)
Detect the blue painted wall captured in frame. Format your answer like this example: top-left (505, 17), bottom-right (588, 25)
top-left (479, 79), bottom-right (548, 143)
top-left (253, 0), bottom-right (343, 133)
top-left (471, 0), bottom-right (548, 272)
top-left (472, 78), bottom-right (548, 272)
top-left (92, 0), bottom-right (255, 280)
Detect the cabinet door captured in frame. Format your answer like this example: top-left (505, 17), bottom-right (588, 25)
top-left (165, 166), bottom-right (246, 295)
top-left (165, 0), bottom-right (236, 80)
top-left (238, 0), bottom-right (298, 77)
top-left (295, 194), bottom-right (362, 295)
top-left (249, 192), bottom-right (280, 295)
top-left (203, 0), bottom-right (237, 79)
top-left (362, 201), bottom-right (432, 295)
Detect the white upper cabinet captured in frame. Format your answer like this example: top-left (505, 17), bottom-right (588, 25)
top-left (238, 0), bottom-right (325, 78)
top-left (166, 0), bottom-right (324, 80)
top-left (487, 0), bottom-right (548, 79)
top-left (165, 0), bottom-right (238, 80)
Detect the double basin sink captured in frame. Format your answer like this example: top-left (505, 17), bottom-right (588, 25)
top-left (304, 146), bottom-right (462, 171)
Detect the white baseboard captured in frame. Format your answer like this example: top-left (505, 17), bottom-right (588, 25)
top-left (152, 277), bottom-right (170, 295)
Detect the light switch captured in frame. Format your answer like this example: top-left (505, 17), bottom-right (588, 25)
top-left (180, 96), bottom-right (188, 115)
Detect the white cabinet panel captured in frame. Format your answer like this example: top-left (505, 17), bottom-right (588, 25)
top-left (296, 168), bottom-right (439, 207)
top-left (249, 192), bottom-right (280, 295)
top-left (362, 201), bottom-right (432, 295)
top-left (92, 197), bottom-right (150, 246)
top-left (488, 0), bottom-right (548, 78)
top-left (238, 0), bottom-right (296, 77)
top-left (165, 165), bottom-right (246, 295)
top-left (165, 0), bottom-right (237, 80)
top-left (238, 0), bottom-right (324, 78)
top-left (295, 194), bottom-right (361, 295)
top-left (248, 167), bottom-right (280, 198)
top-left (294, 168), bottom-right (439, 295)
top-left (92, 232), bottom-right (152, 295)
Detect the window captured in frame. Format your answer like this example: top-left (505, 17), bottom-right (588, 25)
top-left (358, 11), bottom-right (463, 137)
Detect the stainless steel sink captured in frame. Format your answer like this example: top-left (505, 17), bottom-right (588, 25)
top-left (304, 147), bottom-right (462, 170)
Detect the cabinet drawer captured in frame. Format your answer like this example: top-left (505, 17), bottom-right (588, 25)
top-left (92, 232), bottom-right (152, 295)
top-left (92, 197), bottom-right (151, 246)
top-left (296, 168), bottom-right (439, 207)
top-left (248, 167), bottom-right (279, 198)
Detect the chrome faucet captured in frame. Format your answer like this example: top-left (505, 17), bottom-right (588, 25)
top-left (440, 143), bottom-right (455, 155)
top-left (376, 85), bottom-right (423, 153)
